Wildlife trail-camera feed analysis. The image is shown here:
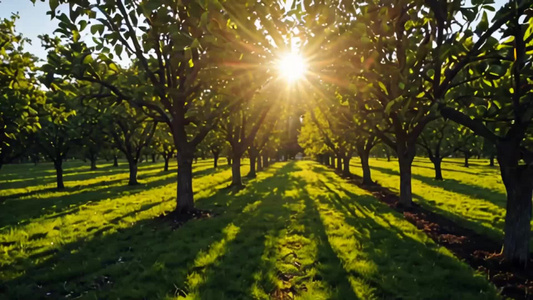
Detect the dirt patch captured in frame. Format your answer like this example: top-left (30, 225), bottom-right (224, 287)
top-left (342, 171), bottom-right (533, 300)
top-left (156, 209), bottom-right (215, 230)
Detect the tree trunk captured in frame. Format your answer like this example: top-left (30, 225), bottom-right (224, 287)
top-left (336, 155), bottom-right (342, 172)
top-left (128, 159), bottom-right (139, 185)
top-left (257, 152), bottom-right (263, 171)
top-left (360, 151), bottom-right (373, 185)
top-left (164, 155), bottom-right (170, 172)
top-left (342, 155), bottom-right (351, 177)
top-left (498, 144), bottom-right (532, 267)
top-left (248, 155), bottom-right (256, 178)
top-left (386, 147), bottom-right (391, 162)
top-left (176, 151), bottom-right (195, 214)
top-left (432, 157), bottom-right (443, 180)
top-left (263, 155), bottom-right (269, 168)
top-left (489, 155), bottom-right (495, 167)
top-left (213, 152), bottom-right (219, 169)
top-left (227, 157), bottom-right (232, 166)
top-left (464, 152), bottom-right (469, 168)
top-left (54, 160), bottom-right (64, 189)
top-left (248, 150), bottom-right (257, 178)
top-left (90, 157), bottom-right (97, 170)
top-left (113, 155), bottom-right (119, 167)
top-left (398, 150), bottom-right (415, 207)
top-left (231, 152), bottom-right (243, 187)
top-left (152, 154), bottom-right (156, 163)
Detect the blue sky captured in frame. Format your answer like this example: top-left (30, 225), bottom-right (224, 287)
top-left (0, 0), bottom-right (61, 61)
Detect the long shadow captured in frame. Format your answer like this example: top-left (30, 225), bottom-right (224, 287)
top-left (0, 173), bottom-right (178, 230)
top-left (0, 163), bottom-right (290, 299)
top-left (297, 181), bottom-right (362, 299)
top-left (309, 165), bottom-right (497, 299)
top-left (369, 165), bottom-right (507, 208)
top-left (0, 164), bottom-right (169, 192)
top-left (0, 164), bottom-right (224, 230)
top-left (195, 163), bottom-right (301, 299)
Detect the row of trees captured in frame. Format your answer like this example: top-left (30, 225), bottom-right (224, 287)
top-left (294, 0), bottom-right (532, 267)
top-left (2, 0), bottom-right (531, 267)
top-left (1, 14), bottom-right (300, 189)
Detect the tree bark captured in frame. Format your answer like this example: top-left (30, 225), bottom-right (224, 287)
top-left (398, 148), bottom-right (415, 207)
top-left (227, 157), bottom-right (232, 166)
top-left (231, 152), bottom-right (244, 187)
top-left (152, 154), bottom-right (156, 163)
top-left (342, 155), bottom-right (351, 177)
top-left (90, 158), bottom-right (97, 170)
top-left (360, 150), bottom-right (373, 185)
top-left (176, 150), bottom-right (195, 214)
top-left (498, 144), bottom-right (532, 267)
top-left (489, 155), bottom-right (495, 167)
top-left (54, 160), bottom-right (64, 189)
top-left (213, 152), bottom-right (219, 169)
top-left (263, 155), bottom-right (269, 168)
top-left (432, 157), bottom-right (443, 180)
top-left (247, 148), bottom-right (257, 178)
top-left (113, 155), bottom-right (119, 167)
top-left (164, 155), bottom-right (170, 172)
top-left (257, 152), bottom-right (263, 171)
top-left (336, 155), bottom-right (342, 172)
top-left (464, 152), bottom-right (469, 168)
top-left (128, 159), bottom-right (139, 185)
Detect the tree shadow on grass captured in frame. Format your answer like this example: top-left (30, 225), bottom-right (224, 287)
top-left (310, 165), bottom-right (497, 299)
top-left (369, 165), bottom-right (506, 208)
top-left (0, 175), bottom-right (175, 230)
top-left (0, 163), bottom-right (290, 299)
top-left (0, 164), bottom-right (226, 230)
top-left (410, 161), bottom-right (494, 176)
top-left (193, 163), bottom-right (303, 299)
top-left (0, 164), bottom-right (169, 193)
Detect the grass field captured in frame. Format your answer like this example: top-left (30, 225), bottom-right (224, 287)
top-left (351, 157), bottom-right (533, 249)
top-left (0, 159), bottom-right (501, 299)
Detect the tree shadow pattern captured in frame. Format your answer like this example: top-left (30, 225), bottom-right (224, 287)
top-left (0, 161), bottom-right (497, 299)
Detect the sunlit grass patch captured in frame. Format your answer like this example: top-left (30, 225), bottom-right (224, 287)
top-left (0, 159), bottom-right (498, 299)
top-left (350, 157), bottom-right (532, 248)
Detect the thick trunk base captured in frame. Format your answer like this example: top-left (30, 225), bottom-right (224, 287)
top-left (398, 156), bottom-right (414, 207)
top-left (55, 163), bottom-right (64, 189)
top-left (176, 152), bottom-right (195, 214)
top-left (128, 161), bottom-right (139, 185)
top-left (231, 154), bottom-right (243, 187)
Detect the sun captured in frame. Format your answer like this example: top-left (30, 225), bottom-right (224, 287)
top-left (278, 52), bottom-right (307, 82)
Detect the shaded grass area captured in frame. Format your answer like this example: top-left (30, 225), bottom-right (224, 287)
top-left (0, 160), bottom-right (497, 299)
top-left (351, 157), bottom-right (533, 249)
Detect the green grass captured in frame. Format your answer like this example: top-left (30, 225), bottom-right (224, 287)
top-left (0, 159), bottom-right (498, 299)
top-left (351, 157), bottom-right (533, 249)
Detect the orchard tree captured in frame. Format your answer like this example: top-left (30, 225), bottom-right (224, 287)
top-left (418, 119), bottom-right (467, 180)
top-left (34, 89), bottom-right (79, 189)
top-left (247, 112), bottom-right (280, 178)
top-left (152, 124), bottom-right (176, 172)
top-left (37, 0), bottom-right (290, 214)
top-left (440, 1), bottom-right (533, 266)
top-left (0, 14), bottom-right (44, 169)
top-left (104, 101), bottom-right (157, 186)
top-left (220, 95), bottom-right (274, 187)
top-left (201, 128), bottom-right (226, 169)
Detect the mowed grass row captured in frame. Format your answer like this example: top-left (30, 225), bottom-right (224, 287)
top-left (350, 157), bottom-right (533, 248)
top-left (1, 160), bottom-right (497, 299)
